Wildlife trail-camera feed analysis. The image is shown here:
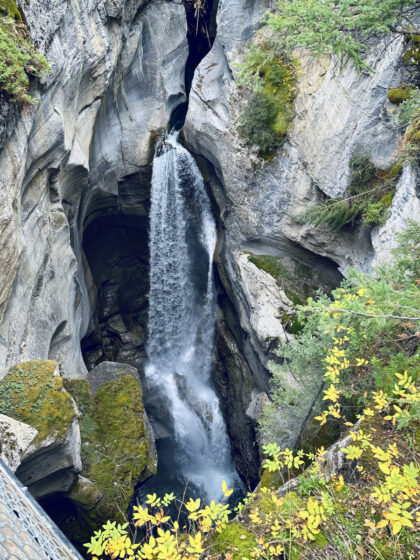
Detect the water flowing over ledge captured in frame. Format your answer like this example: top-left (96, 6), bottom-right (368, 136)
top-left (145, 131), bottom-right (240, 501)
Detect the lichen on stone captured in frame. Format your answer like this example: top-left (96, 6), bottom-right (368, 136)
top-left (0, 360), bottom-right (76, 444)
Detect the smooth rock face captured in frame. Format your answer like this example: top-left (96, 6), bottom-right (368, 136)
top-left (371, 164), bottom-right (420, 266)
top-left (246, 391), bottom-right (270, 423)
top-left (0, 415), bottom-right (38, 472)
top-left (16, 418), bottom-right (82, 499)
top-left (235, 254), bottom-right (294, 355)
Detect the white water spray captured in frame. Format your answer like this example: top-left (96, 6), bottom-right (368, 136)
top-left (146, 131), bottom-right (238, 501)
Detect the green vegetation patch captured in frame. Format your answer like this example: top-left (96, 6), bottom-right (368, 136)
top-left (261, 0), bottom-right (417, 73)
top-left (0, 0), bottom-right (21, 21)
top-left (0, 360), bottom-right (76, 444)
top-left (65, 375), bottom-right (156, 521)
top-left (0, 1), bottom-right (50, 104)
top-left (299, 154), bottom-right (402, 231)
top-left (238, 48), bottom-right (298, 158)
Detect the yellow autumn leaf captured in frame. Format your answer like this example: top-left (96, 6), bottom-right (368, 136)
top-left (186, 498), bottom-right (201, 513)
top-left (322, 385), bottom-right (340, 402)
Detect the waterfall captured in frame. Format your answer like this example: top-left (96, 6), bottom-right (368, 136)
top-left (145, 131), bottom-right (238, 501)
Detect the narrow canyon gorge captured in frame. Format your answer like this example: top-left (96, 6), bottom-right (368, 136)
top-left (0, 0), bottom-right (418, 558)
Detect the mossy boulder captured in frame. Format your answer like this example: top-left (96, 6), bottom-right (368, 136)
top-left (64, 368), bottom-right (156, 522)
top-left (0, 360), bottom-right (76, 444)
top-left (211, 521), bottom-right (257, 558)
top-left (387, 86), bottom-right (414, 104)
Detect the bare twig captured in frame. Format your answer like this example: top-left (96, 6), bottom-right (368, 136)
top-left (306, 307), bottom-right (420, 322)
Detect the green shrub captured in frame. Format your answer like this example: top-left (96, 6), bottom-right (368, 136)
top-left (239, 92), bottom-right (283, 155)
top-left (0, 8), bottom-right (50, 104)
top-left (395, 88), bottom-right (420, 124)
top-left (260, 221), bottom-right (420, 448)
top-left (362, 191), bottom-right (395, 225)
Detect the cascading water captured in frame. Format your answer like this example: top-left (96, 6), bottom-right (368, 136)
top-left (144, 131), bottom-right (239, 502)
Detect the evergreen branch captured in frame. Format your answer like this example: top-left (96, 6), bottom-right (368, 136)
top-left (315, 183), bottom-right (390, 208)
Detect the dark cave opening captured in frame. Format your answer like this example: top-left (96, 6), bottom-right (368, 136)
top-left (81, 213), bottom-right (149, 371)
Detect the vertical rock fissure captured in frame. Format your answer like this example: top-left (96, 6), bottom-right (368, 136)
top-left (169, 0), bottom-right (218, 130)
top-left (137, 0), bottom-right (245, 503)
top-left (184, 0), bottom-right (218, 94)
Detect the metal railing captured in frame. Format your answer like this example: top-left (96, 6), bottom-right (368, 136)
top-left (0, 458), bottom-right (83, 560)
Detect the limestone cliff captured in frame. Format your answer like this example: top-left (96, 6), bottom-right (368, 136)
top-left (0, 0), bottom-right (418, 506)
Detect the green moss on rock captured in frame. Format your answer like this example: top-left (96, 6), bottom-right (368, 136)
top-left (247, 254), bottom-right (306, 305)
top-left (0, 0), bottom-right (21, 21)
top-left (259, 468), bottom-right (284, 490)
top-left (211, 522), bottom-right (257, 558)
top-left (65, 374), bottom-right (156, 522)
top-left (0, 360), bottom-right (76, 443)
top-left (388, 86), bottom-right (414, 104)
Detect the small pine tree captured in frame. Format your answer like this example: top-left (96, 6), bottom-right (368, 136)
top-left (263, 0), bottom-right (417, 71)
